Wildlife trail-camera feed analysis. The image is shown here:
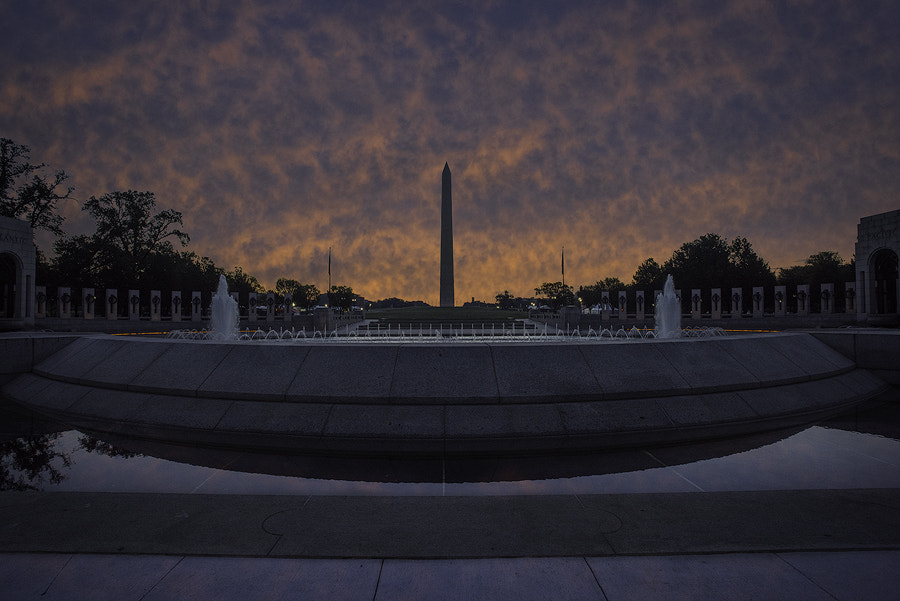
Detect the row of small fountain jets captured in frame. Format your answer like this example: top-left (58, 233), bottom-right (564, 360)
top-left (168, 275), bottom-right (725, 343)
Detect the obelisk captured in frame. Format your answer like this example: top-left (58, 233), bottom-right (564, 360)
top-left (440, 162), bottom-right (454, 307)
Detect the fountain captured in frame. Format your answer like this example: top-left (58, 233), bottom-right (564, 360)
top-left (173, 272), bottom-right (716, 344)
top-left (3, 269), bottom-right (887, 458)
top-left (208, 274), bottom-right (239, 340)
top-left (654, 274), bottom-right (681, 339)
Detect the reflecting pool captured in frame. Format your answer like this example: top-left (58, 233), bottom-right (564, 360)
top-left (2, 395), bottom-right (898, 496)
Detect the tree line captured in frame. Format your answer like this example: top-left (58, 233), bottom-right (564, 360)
top-left (527, 233), bottom-right (854, 312)
top-left (1, 138), bottom-right (355, 311)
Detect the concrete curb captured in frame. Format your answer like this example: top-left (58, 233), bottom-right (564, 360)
top-left (1, 490), bottom-right (898, 558)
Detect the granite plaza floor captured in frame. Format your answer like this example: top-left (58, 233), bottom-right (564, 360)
top-left (2, 550), bottom-right (898, 600)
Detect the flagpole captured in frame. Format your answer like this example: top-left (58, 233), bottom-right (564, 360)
top-left (561, 246), bottom-right (565, 287)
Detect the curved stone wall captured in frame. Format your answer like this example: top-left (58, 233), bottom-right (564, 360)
top-left (1, 332), bottom-right (889, 456)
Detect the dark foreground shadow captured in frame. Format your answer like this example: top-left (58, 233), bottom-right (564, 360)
top-left (3, 395), bottom-right (897, 487)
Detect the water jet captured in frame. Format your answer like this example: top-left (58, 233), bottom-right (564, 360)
top-left (655, 274), bottom-right (681, 339)
top-left (208, 275), bottom-right (238, 341)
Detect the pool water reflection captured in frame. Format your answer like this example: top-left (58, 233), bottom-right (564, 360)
top-left (2, 397), bottom-right (899, 496)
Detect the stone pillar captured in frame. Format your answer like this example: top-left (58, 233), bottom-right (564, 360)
top-left (691, 289), bottom-right (702, 321)
top-left (820, 283), bottom-right (834, 314)
top-left (711, 288), bottom-right (722, 319)
top-left (797, 284), bottom-right (810, 316)
top-left (653, 289), bottom-right (662, 321)
top-left (58, 287), bottom-right (71, 318)
top-left (266, 292), bottom-right (275, 323)
top-left (559, 305), bottom-right (580, 332)
top-left (617, 291), bottom-right (627, 319)
top-left (284, 293), bottom-right (293, 323)
top-left (106, 289), bottom-right (118, 320)
top-left (844, 282), bottom-right (856, 314)
top-left (601, 291), bottom-right (610, 321)
top-left (191, 291), bottom-right (202, 321)
top-left (127, 290), bottom-right (140, 320)
top-left (83, 288), bottom-right (95, 319)
top-left (751, 287), bottom-right (764, 318)
top-left (171, 291), bottom-right (182, 322)
top-left (25, 274), bottom-right (33, 321)
top-left (150, 290), bottom-right (162, 321)
top-left (774, 285), bottom-right (786, 316)
top-left (314, 306), bottom-right (331, 332)
top-left (731, 288), bottom-right (743, 319)
top-left (635, 291), bottom-right (645, 322)
top-left (855, 268), bottom-right (867, 320)
top-left (248, 293), bottom-right (258, 323)
top-left (35, 286), bottom-right (46, 318)
top-left (230, 291), bottom-right (239, 319)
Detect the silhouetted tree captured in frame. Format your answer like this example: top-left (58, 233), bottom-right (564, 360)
top-left (659, 233), bottom-right (774, 291)
top-left (778, 252), bottom-right (853, 286)
top-left (0, 137), bottom-right (72, 236)
top-left (79, 435), bottom-right (138, 458)
top-left (48, 234), bottom-right (97, 288)
top-left (1, 433), bottom-right (71, 491)
top-left (578, 278), bottom-right (626, 307)
top-left (328, 285), bottom-right (355, 310)
top-left (777, 251), bottom-right (854, 312)
top-left (625, 233), bottom-right (774, 312)
top-left (295, 284), bottom-right (321, 310)
top-left (0, 138), bottom-right (31, 200)
top-left (51, 190), bottom-right (189, 287)
top-left (662, 233), bottom-right (733, 291)
top-left (275, 278), bottom-right (301, 297)
top-left (495, 290), bottom-right (514, 310)
top-left (534, 281), bottom-right (575, 308)
top-left (370, 297), bottom-right (427, 309)
top-left (276, 278), bottom-right (320, 310)
top-left (144, 250), bottom-right (223, 293)
top-left (729, 236), bottom-right (776, 287)
top-left (225, 266), bottom-right (264, 296)
top-left (631, 257), bottom-right (665, 290)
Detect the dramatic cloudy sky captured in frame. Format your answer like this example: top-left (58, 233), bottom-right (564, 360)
top-left (2, 1), bottom-right (898, 303)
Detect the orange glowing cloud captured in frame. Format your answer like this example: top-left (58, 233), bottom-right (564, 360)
top-left (1, 1), bottom-right (898, 304)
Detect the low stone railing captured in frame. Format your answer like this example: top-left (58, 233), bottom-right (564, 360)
top-left (31, 286), bottom-right (365, 332)
top-left (534, 282), bottom-right (855, 319)
top-left (33, 287), bottom-right (302, 322)
top-left (31, 281), bottom-right (860, 327)
top-left (528, 281), bottom-right (863, 331)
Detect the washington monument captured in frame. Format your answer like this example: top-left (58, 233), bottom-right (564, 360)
top-left (440, 162), bottom-right (454, 307)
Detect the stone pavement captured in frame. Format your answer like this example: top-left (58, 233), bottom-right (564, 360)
top-left (2, 489), bottom-right (898, 600)
top-left (2, 551), bottom-right (898, 600)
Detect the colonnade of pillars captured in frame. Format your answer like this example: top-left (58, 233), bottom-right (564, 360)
top-left (33, 287), bottom-right (292, 322)
top-left (580, 282), bottom-right (856, 320)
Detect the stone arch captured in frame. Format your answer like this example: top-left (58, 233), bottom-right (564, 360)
top-left (870, 248), bottom-right (899, 315)
top-left (856, 210), bottom-right (900, 320)
top-left (0, 217), bottom-right (36, 328)
top-left (0, 251), bottom-right (20, 318)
